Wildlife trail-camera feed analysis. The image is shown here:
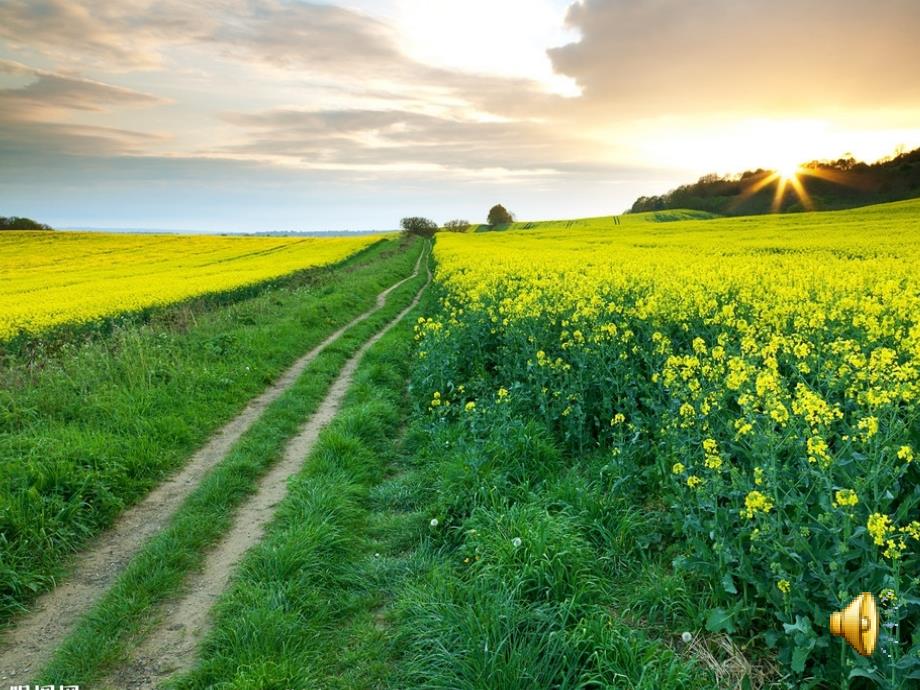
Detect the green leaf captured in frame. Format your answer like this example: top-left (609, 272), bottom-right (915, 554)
top-left (847, 667), bottom-right (883, 682)
top-left (721, 573), bottom-right (738, 594)
top-left (705, 607), bottom-right (735, 634)
top-left (783, 615), bottom-right (812, 637)
top-left (791, 645), bottom-right (811, 673)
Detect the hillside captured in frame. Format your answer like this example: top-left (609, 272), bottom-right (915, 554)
top-left (471, 209), bottom-right (717, 232)
top-left (630, 146), bottom-right (920, 216)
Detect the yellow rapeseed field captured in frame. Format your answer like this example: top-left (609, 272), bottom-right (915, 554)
top-left (417, 199), bottom-right (920, 680)
top-left (0, 231), bottom-right (383, 340)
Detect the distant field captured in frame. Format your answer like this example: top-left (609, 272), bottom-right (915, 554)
top-left (0, 231), bottom-right (384, 340)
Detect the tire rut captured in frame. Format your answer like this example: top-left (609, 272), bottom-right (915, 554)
top-left (0, 246), bottom-right (427, 684)
top-left (106, 246), bottom-right (431, 689)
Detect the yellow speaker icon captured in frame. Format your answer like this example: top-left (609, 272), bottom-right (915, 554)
top-left (829, 592), bottom-right (878, 656)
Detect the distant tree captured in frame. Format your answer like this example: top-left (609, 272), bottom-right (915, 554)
top-left (443, 219), bottom-right (471, 233)
top-left (0, 216), bottom-right (53, 231)
top-left (400, 216), bottom-right (438, 238)
top-left (487, 204), bottom-right (513, 225)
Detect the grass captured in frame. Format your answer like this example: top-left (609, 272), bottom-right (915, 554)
top-left (0, 236), bottom-right (422, 622)
top-left (380, 413), bottom-right (718, 689)
top-left (37, 244), bottom-right (431, 685)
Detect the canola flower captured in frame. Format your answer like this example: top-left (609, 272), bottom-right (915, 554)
top-left (423, 201), bottom-right (920, 546)
top-left (0, 231), bottom-right (382, 340)
top-left (743, 490), bottom-right (774, 519)
top-left (414, 200), bottom-right (920, 678)
top-left (832, 489), bottom-right (859, 508)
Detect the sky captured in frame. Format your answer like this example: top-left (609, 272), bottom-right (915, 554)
top-left (1, 0), bottom-right (919, 232)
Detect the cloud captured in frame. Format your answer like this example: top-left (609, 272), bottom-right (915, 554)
top-left (0, 0), bottom-right (579, 182)
top-left (0, 0), bottom-right (562, 114)
top-left (549, 0), bottom-right (920, 117)
top-left (0, 60), bottom-right (165, 117)
top-left (208, 1), bottom-right (403, 74)
top-left (0, 60), bottom-right (167, 158)
top-left (216, 106), bottom-right (601, 177)
top-left (0, 121), bottom-right (165, 157)
top-left (0, 0), bottom-right (162, 69)
top-left (0, 0), bottom-right (415, 76)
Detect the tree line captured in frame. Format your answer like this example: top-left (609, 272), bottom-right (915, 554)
top-left (629, 146), bottom-right (920, 216)
top-left (0, 216), bottom-right (54, 231)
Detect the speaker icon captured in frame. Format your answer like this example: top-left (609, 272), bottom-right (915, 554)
top-left (829, 592), bottom-right (878, 656)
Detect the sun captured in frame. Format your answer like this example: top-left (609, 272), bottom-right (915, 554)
top-left (774, 161), bottom-right (802, 182)
top-left (728, 157), bottom-right (816, 213)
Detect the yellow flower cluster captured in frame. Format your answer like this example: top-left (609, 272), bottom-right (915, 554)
top-left (867, 512), bottom-right (892, 545)
top-left (868, 512), bottom-right (920, 560)
top-left (0, 231), bottom-right (382, 340)
top-left (743, 490), bottom-right (774, 519)
top-left (832, 489), bottom-right (859, 508)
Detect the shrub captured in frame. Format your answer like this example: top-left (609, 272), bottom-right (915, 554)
top-left (400, 217), bottom-right (438, 238)
top-left (442, 219), bottom-right (471, 233)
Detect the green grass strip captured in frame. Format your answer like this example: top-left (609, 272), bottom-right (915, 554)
top-left (37, 245), bottom-right (431, 685)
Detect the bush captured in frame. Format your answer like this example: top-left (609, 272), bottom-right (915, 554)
top-left (400, 217), bottom-right (438, 238)
top-left (487, 204), bottom-right (513, 226)
top-left (442, 219), bottom-right (470, 233)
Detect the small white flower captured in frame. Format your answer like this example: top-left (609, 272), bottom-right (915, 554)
top-left (430, 518), bottom-right (439, 528)
top-left (681, 631), bottom-right (693, 644)
top-left (511, 537), bottom-right (522, 548)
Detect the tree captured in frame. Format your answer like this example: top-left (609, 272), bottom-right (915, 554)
top-left (443, 219), bottom-right (470, 233)
top-left (487, 204), bottom-right (513, 226)
top-left (0, 216), bottom-right (53, 231)
top-left (400, 216), bottom-right (438, 238)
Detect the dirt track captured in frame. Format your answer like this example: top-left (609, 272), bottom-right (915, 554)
top-left (106, 246), bottom-right (430, 689)
top-left (0, 246), bottom-right (427, 685)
